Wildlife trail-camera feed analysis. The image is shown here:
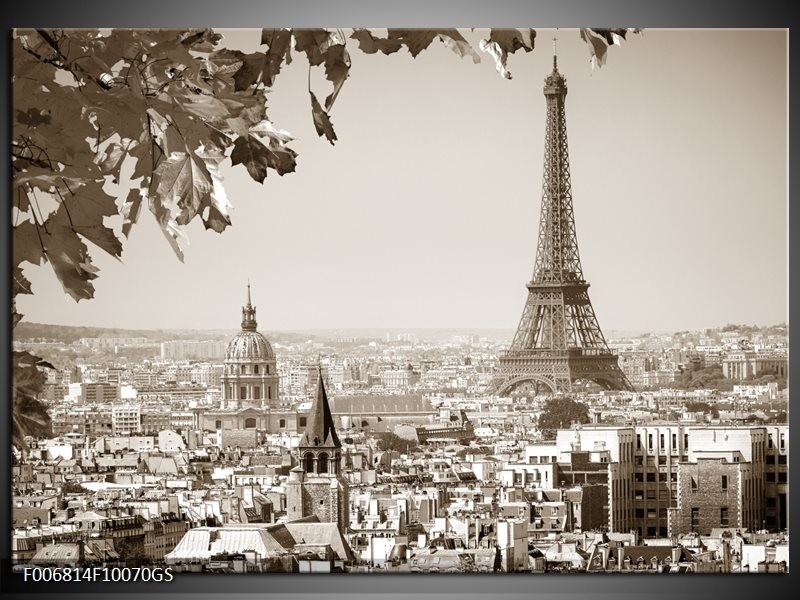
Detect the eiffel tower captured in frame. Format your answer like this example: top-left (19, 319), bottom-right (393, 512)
top-left (491, 42), bottom-right (633, 396)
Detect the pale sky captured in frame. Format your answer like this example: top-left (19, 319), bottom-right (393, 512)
top-left (16, 29), bottom-right (788, 332)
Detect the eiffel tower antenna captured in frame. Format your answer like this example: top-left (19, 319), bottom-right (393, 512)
top-left (490, 54), bottom-right (633, 396)
top-left (553, 28), bottom-right (558, 69)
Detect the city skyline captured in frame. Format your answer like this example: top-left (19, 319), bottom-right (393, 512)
top-left (15, 29), bottom-right (788, 333)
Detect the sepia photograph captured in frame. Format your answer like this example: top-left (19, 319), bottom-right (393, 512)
top-left (10, 27), bottom-right (788, 576)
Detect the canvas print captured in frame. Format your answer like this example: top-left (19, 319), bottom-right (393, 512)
top-left (10, 28), bottom-right (788, 575)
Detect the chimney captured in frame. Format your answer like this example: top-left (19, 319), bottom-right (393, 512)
top-left (722, 540), bottom-right (731, 573)
top-left (671, 545), bottom-right (681, 564)
top-left (600, 544), bottom-right (609, 570)
top-left (617, 546), bottom-right (625, 570)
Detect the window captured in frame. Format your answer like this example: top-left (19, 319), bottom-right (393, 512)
top-left (304, 453), bottom-right (314, 473)
top-left (672, 433), bottom-right (677, 449)
top-left (636, 456), bottom-right (644, 466)
top-left (691, 508), bottom-right (700, 529)
top-left (318, 452), bottom-right (329, 473)
top-left (659, 508), bottom-right (667, 519)
top-left (244, 417), bottom-right (256, 428)
top-left (721, 475), bottom-right (728, 490)
top-left (254, 364), bottom-right (259, 374)
top-left (660, 434), bottom-right (665, 450)
top-left (646, 473), bottom-right (655, 483)
top-left (635, 489), bottom-right (644, 500)
top-left (647, 509), bottom-right (656, 518)
top-left (766, 497), bottom-right (776, 508)
top-left (670, 472), bottom-right (678, 483)
top-left (778, 455), bottom-right (787, 465)
top-left (240, 386), bottom-right (247, 399)
top-left (637, 434), bottom-right (642, 450)
top-left (240, 365), bottom-right (246, 374)
top-left (659, 473), bottom-right (667, 482)
top-left (279, 418), bottom-right (286, 428)
top-left (658, 456), bottom-right (667, 465)
top-left (691, 476), bottom-right (698, 491)
top-left (766, 472), bottom-right (776, 482)
top-left (647, 489), bottom-right (656, 500)
top-left (266, 364), bottom-right (270, 374)
top-left (268, 386), bottom-right (272, 400)
top-left (720, 507), bottom-right (729, 526)
top-left (778, 472), bottom-right (787, 483)
top-left (254, 386), bottom-right (261, 400)
top-left (635, 508), bottom-right (645, 518)
top-left (215, 420), bottom-right (222, 429)
top-left (780, 434), bottom-right (785, 450)
top-left (766, 455), bottom-right (776, 464)
top-left (648, 434), bottom-right (653, 450)
top-left (684, 434), bottom-right (689, 449)
top-left (635, 473), bottom-right (644, 483)
top-left (768, 435), bottom-right (774, 449)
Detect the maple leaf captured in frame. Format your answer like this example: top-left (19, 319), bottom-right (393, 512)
top-left (53, 179), bottom-right (123, 258)
top-left (350, 29), bottom-right (404, 55)
top-left (12, 265), bottom-right (32, 297)
top-left (195, 144), bottom-right (232, 233)
top-left (233, 51), bottom-right (268, 91)
top-left (386, 30), bottom-right (481, 62)
top-left (40, 216), bottom-right (101, 301)
top-left (12, 351), bottom-right (54, 447)
top-left (152, 150), bottom-right (213, 226)
top-left (294, 29), bottom-right (351, 140)
top-left (230, 121), bottom-right (298, 183)
top-left (260, 28), bottom-right (293, 87)
top-left (13, 220), bottom-right (45, 266)
top-left (231, 29), bottom-right (293, 91)
top-left (310, 92), bottom-right (337, 145)
top-left (580, 28), bottom-right (642, 69)
top-left (122, 188), bottom-right (144, 238)
top-left (480, 29), bottom-right (536, 79)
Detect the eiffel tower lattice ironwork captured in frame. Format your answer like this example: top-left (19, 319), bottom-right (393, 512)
top-left (491, 48), bottom-right (633, 396)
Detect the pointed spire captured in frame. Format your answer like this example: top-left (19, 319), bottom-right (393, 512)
top-left (241, 280), bottom-right (257, 331)
top-left (544, 28), bottom-right (567, 95)
top-left (301, 367), bottom-right (340, 448)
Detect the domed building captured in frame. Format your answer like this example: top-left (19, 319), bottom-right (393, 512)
top-left (201, 284), bottom-right (309, 445)
top-left (221, 283), bottom-right (279, 411)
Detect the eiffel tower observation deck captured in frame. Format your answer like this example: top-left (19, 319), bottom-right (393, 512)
top-left (491, 42), bottom-right (633, 396)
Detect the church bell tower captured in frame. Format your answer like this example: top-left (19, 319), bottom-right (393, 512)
top-left (285, 369), bottom-right (349, 532)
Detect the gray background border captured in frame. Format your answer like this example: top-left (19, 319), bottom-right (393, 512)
top-left (1, 1), bottom-right (796, 597)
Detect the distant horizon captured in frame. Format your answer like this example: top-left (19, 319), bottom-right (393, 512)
top-left (15, 320), bottom-right (787, 337)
